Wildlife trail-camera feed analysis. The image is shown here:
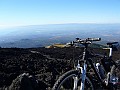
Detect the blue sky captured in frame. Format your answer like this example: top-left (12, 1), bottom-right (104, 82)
top-left (0, 0), bottom-right (120, 28)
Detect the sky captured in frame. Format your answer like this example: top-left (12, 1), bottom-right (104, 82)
top-left (0, 0), bottom-right (120, 28)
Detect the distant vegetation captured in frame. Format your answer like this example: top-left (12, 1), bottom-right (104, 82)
top-left (45, 43), bottom-right (107, 49)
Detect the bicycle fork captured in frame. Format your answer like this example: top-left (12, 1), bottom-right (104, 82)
top-left (80, 63), bottom-right (87, 90)
top-left (73, 63), bottom-right (81, 90)
top-left (73, 63), bottom-right (87, 90)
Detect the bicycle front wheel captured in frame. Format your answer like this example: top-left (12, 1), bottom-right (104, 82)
top-left (52, 69), bottom-right (94, 90)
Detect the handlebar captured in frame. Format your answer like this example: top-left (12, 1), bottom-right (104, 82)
top-left (67, 38), bottom-right (101, 46)
top-left (75, 38), bottom-right (101, 44)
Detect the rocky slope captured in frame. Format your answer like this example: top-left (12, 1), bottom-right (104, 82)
top-left (0, 47), bottom-right (120, 90)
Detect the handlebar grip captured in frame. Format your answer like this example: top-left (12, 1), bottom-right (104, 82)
top-left (88, 38), bottom-right (101, 41)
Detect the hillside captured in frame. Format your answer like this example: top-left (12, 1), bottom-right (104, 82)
top-left (0, 46), bottom-right (120, 89)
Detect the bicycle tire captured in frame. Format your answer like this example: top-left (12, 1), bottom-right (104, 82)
top-left (110, 65), bottom-right (120, 90)
top-left (110, 60), bottom-right (120, 75)
top-left (111, 65), bottom-right (116, 76)
top-left (52, 69), bottom-right (95, 90)
top-left (111, 64), bottom-right (120, 81)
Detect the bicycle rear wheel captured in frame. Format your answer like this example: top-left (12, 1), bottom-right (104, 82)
top-left (52, 69), bottom-right (94, 90)
top-left (110, 64), bottom-right (120, 90)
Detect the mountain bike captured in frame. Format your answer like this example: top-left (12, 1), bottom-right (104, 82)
top-left (52, 38), bottom-right (120, 90)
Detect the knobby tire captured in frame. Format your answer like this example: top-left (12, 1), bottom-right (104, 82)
top-left (52, 69), bottom-right (95, 90)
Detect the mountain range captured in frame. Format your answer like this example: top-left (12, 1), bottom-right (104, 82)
top-left (0, 23), bottom-right (120, 48)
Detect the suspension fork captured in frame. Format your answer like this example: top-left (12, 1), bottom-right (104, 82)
top-left (79, 45), bottom-right (88, 90)
top-left (73, 63), bottom-right (81, 90)
top-left (74, 63), bottom-right (87, 90)
top-left (74, 44), bottom-right (88, 90)
top-left (80, 63), bottom-right (87, 90)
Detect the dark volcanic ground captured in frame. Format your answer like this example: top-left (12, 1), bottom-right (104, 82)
top-left (0, 47), bottom-right (120, 90)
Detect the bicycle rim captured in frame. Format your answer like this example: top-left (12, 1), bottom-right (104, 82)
top-left (54, 72), bottom-right (94, 90)
top-left (57, 74), bottom-right (77, 90)
top-left (78, 76), bottom-right (94, 90)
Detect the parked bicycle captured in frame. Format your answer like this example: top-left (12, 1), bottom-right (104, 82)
top-left (52, 38), bottom-right (120, 90)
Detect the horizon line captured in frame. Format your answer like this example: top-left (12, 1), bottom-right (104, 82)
top-left (0, 22), bottom-right (120, 29)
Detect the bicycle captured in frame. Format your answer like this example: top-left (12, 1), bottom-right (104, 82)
top-left (52, 38), bottom-right (120, 90)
